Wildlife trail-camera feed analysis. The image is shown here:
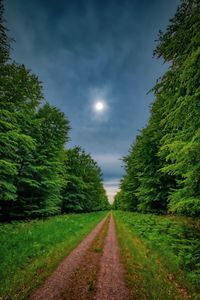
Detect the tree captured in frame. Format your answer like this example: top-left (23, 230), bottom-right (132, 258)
top-left (0, 63), bottom-right (43, 219)
top-left (0, 0), bottom-right (107, 220)
top-left (62, 147), bottom-right (109, 213)
top-left (14, 103), bottom-right (70, 217)
top-left (0, 0), bottom-right (11, 63)
top-left (118, 0), bottom-right (200, 216)
top-left (154, 0), bottom-right (200, 216)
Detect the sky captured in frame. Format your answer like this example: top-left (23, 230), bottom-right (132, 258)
top-left (5, 0), bottom-right (180, 202)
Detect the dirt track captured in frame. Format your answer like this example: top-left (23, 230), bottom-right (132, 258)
top-left (94, 215), bottom-right (130, 300)
top-left (29, 214), bottom-right (130, 300)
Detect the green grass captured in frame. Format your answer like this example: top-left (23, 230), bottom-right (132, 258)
top-left (0, 211), bottom-right (107, 300)
top-left (114, 211), bottom-right (200, 300)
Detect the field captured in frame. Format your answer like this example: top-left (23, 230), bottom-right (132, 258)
top-left (114, 211), bottom-right (200, 300)
top-left (0, 211), bottom-right (107, 300)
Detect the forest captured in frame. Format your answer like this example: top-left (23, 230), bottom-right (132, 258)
top-left (0, 0), bottom-right (109, 221)
top-left (114, 0), bottom-right (200, 217)
top-left (1, 0), bottom-right (200, 299)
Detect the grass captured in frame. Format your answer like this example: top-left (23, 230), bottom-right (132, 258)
top-left (0, 211), bottom-right (108, 300)
top-left (114, 211), bottom-right (200, 300)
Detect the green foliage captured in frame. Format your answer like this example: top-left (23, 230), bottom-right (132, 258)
top-left (0, 63), bottom-right (44, 218)
top-left (14, 103), bottom-right (70, 218)
top-left (0, 0), bottom-right (11, 63)
top-left (118, 0), bottom-right (200, 216)
top-left (0, 62), bottom-right (71, 218)
top-left (114, 211), bottom-right (200, 298)
top-left (0, 211), bottom-right (107, 300)
top-left (62, 147), bottom-right (109, 213)
top-left (0, 0), bottom-right (108, 219)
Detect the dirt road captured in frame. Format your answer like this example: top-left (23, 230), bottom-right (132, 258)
top-left (29, 214), bottom-right (130, 300)
top-left (94, 215), bottom-right (130, 300)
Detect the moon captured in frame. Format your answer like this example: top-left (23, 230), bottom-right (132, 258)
top-left (94, 101), bottom-right (104, 112)
top-left (91, 98), bottom-right (108, 121)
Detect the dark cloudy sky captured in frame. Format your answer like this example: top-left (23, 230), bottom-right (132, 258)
top-left (5, 0), bottom-right (180, 201)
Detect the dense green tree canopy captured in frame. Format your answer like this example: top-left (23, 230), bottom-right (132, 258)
top-left (0, 0), bottom-right (109, 220)
top-left (62, 147), bottom-right (109, 213)
top-left (114, 0), bottom-right (200, 217)
top-left (0, 0), bottom-right (10, 63)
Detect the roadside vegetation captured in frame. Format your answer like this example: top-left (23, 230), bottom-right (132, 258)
top-left (0, 211), bottom-right (107, 300)
top-left (114, 211), bottom-right (200, 299)
top-left (113, 3), bottom-right (200, 296)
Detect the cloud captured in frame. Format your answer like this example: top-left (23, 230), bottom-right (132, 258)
top-left (93, 153), bottom-right (123, 178)
top-left (5, 0), bottom-right (180, 185)
top-left (103, 178), bottom-right (120, 203)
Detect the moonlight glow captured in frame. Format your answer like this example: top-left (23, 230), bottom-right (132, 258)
top-left (94, 101), bottom-right (105, 112)
top-left (91, 94), bottom-right (109, 122)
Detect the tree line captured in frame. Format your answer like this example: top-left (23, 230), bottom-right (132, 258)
top-left (114, 0), bottom-right (200, 217)
top-left (0, 0), bottom-right (109, 220)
